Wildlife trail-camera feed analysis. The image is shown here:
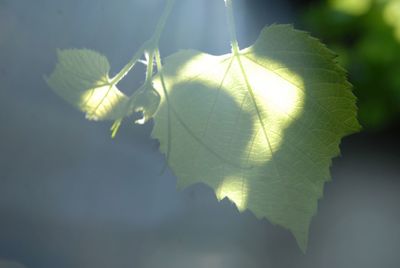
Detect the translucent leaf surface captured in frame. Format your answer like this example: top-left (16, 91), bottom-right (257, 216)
top-left (152, 24), bottom-right (360, 251)
top-left (46, 49), bottom-right (130, 121)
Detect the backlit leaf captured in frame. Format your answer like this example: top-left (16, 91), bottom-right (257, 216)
top-left (152, 24), bottom-right (360, 251)
top-left (46, 49), bottom-right (130, 121)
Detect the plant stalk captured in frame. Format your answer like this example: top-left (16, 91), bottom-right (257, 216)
top-left (109, 0), bottom-right (175, 137)
top-left (111, 0), bottom-right (176, 85)
top-left (224, 0), bottom-right (240, 55)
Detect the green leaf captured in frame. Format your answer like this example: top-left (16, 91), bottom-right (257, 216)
top-left (46, 49), bottom-right (130, 121)
top-left (152, 24), bottom-right (360, 252)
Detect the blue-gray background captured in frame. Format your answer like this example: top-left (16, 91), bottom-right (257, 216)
top-left (0, 0), bottom-right (399, 267)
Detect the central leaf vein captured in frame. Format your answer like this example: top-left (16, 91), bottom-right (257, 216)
top-left (234, 53), bottom-right (288, 192)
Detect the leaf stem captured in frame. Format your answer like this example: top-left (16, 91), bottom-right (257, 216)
top-left (145, 50), bottom-right (155, 85)
top-left (144, 0), bottom-right (175, 86)
top-left (155, 49), bottom-right (172, 171)
top-left (110, 0), bottom-right (175, 86)
top-left (152, 0), bottom-right (175, 45)
top-left (224, 0), bottom-right (240, 55)
top-left (109, 0), bottom-right (175, 137)
top-left (110, 40), bottom-right (150, 85)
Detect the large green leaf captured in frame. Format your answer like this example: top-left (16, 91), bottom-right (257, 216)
top-left (152, 24), bottom-right (360, 251)
top-left (46, 49), bottom-right (130, 121)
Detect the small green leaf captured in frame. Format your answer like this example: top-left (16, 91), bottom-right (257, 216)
top-left (152, 24), bottom-right (360, 251)
top-left (46, 49), bottom-right (131, 121)
top-left (130, 85), bottom-right (161, 125)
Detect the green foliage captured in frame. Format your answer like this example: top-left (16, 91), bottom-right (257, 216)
top-left (152, 25), bottom-right (360, 251)
top-left (302, 0), bottom-right (400, 129)
top-left (46, 0), bottom-right (360, 252)
top-left (46, 49), bottom-right (161, 136)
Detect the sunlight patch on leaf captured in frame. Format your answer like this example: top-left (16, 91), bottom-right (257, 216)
top-left (173, 52), bottom-right (305, 156)
top-left (239, 56), bottom-right (305, 154)
top-left (217, 176), bottom-right (249, 211)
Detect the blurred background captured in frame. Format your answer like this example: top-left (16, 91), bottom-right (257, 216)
top-left (0, 0), bottom-right (399, 267)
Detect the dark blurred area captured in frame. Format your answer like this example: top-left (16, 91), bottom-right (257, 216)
top-left (0, 0), bottom-right (399, 267)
